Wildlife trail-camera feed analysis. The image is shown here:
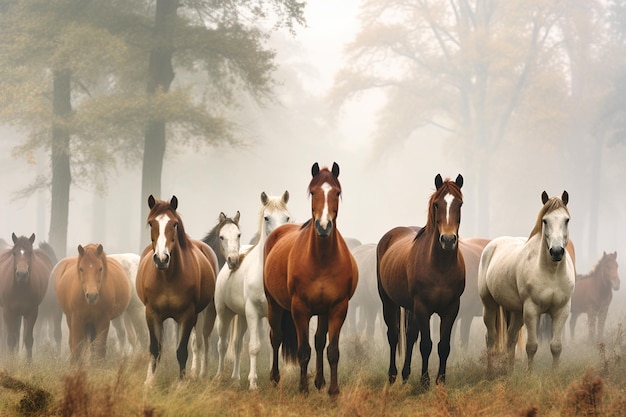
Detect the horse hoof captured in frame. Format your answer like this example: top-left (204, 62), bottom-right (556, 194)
top-left (388, 374), bottom-right (397, 385)
top-left (314, 377), bottom-right (326, 390)
top-left (328, 386), bottom-right (340, 397)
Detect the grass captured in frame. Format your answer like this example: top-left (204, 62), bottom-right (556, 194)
top-left (1, 326), bottom-right (626, 417)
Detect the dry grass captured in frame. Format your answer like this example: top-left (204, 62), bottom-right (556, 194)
top-left (1, 327), bottom-right (626, 417)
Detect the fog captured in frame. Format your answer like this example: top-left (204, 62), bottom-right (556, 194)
top-left (1, 0), bottom-right (625, 317)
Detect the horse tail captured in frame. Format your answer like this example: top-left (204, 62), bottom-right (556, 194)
top-left (280, 312), bottom-right (299, 364)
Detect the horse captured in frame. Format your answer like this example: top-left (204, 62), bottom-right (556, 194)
top-left (454, 237), bottom-right (491, 348)
top-left (478, 191), bottom-right (575, 371)
top-left (53, 243), bottom-right (131, 362)
top-left (0, 233), bottom-right (54, 360)
top-left (346, 243), bottom-right (382, 340)
top-left (214, 191), bottom-right (291, 389)
top-left (569, 251), bottom-right (620, 343)
top-left (264, 162), bottom-right (358, 396)
top-left (136, 195), bottom-right (218, 386)
top-left (377, 174), bottom-right (465, 390)
top-left (33, 241), bottom-right (62, 352)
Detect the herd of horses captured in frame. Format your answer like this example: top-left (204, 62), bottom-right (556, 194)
top-left (0, 163), bottom-right (621, 397)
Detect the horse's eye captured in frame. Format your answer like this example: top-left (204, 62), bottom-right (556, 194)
top-left (220, 236), bottom-right (224, 241)
top-left (542, 219), bottom-right (547, 225)
top-left (264, 216), bottom-right (269, 222)
top-left (237, 234), bottom-right (241, 239)
top-left (565, 219), bottom-right (570, 225)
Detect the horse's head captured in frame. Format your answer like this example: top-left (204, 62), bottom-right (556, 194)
top-left (147, 195), bottom-right (187, 270)
top-left (309, 162), bottom-right (341, 238)
top-left (11, 232), bottom-right (35, 283)
top-left (600, 251), bottom-right (620, 291)
top-left (536, 191), bottom-right (571, 262)
top-left (219, 211), bottom-right (242, 270)
top-left (259, 190), bottom-right (291, 238)
top-left (77, 243), bottom-right (106, 305)
top-left (429, 174), bottom-right (463, 251)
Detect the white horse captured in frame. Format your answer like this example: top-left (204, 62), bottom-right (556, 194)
top-left (478, 191), bottom-right (575, 371)
top-left (214, 190), bottom-right (291, 389)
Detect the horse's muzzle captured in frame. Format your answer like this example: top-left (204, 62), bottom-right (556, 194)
top-left (153, 253), bottom-right (170, 270)
top-left (315, 219), bottom-right (333, 237)
top-left (227, 255), bottom-right (240, 270)
top-left (85, 292), bottom-right (99, 304)
top-left (439, 234), bottom-right (458, 250)
top-left (549, 246), bottom-right (565, 262)
top-left (15, 270), bottom-right (29, 283)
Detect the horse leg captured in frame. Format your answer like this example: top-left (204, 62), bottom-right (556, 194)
top-left (266, 296), bottom-right (283, 386)
top-left (437, 304), bottom-right (460, 385)
top-left (314, 313), bottom-right (328, 391)
top-left (569, 312), bottom-right (578, 342)
top-left (416, 312), bottom-right (433, 390)
top-left (598, 306), bottom-right (609, 342)
top-left (111, 316), bottom-right (127, 354)
top-left (401, 308), bottom-right (420, 384)
top-left (201, 301), bottom-right (217, 378)
top-left (291, 298), bottom-right (312, 394)
top-left (522, 303), bottom-right (540, 371)
top-left (231, 314), bottom-right (248, 382)
top-left (459, 315), bottom-right (472, 349)
top-left (587, 310), bottom-right (598, 343)
top-left (327, 300), bottom-right (348, 397)
top-left (23, 310), bottom-right (38, 362)
top-left (175, 310), bottom-right (197, 380)
top-left (379, 284), bottom-right (400, 384)
top-left (93, 319), bottom-right (111, 359)
top-left (3, 310), bottom-right (19, 355)
top-left (215, 309), bottom-right (235, 379)
top-left (245, 301), bottom-right (263, 390)
top-left (144, 308), bottom-right (164, 388)
top-left (480, 294), bottom-right (499, 372)
top-left (548, 306), bottom-right (569, 369)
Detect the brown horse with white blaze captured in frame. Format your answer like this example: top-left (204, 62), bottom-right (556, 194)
top-left (264, 162), bottom-right (358, 396)
top-left (377, 174), bottom-right (465, 390)
top-left (53, 243), bottom-right (131, 361)
top-left (0, 233), bottom-right (53, 360)
top-left (136, 195), bottom-right (218, 387)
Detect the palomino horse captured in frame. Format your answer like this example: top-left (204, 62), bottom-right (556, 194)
top-left (478, 191), bottom-right (575, 371)
top-left (264, 162), bottom-right (358, 396)
top-left (377, 174), bottom-right (465, 390)
top-left (570, 251), bottom-right (620, 343)
top-left (0, 233), bottom-right (54, 360)
top-left (53, 244), bottom-right (131, 361)
top-left (214, 191), bottom-right (291, 389)
top-left (136, 195), bottom-right (218, 386)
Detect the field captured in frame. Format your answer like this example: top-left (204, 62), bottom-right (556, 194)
top-left (1, 323), bottom-right (625, 417)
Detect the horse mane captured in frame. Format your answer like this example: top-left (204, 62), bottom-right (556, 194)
top-left (308, 166), bottom-right (342, 194)
top-left (528, 196), bottom-right (570, 240)
top-left (147, 199), bottom-right (190, 250)
top-left (419, 178), bottom-right (463, 238)
top-left (301, 218), bottom-right (312, 230)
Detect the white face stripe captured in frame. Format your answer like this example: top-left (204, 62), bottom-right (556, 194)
top-left (319, 182), bottom-right (332, 228)
top-left (444, 193), bottom-right (455, 224)
top-left (155, 213), bottom-right (170, 258)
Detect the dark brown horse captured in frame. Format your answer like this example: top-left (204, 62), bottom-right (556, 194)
top-left (53, 243), bottom-right (131, 362)
top-left (136, 195), bottom-right (218, 386)
top-left (570, 251), bottom-right (620, 343)
top-left (0, 233), bottom-right (53, 360)
top-left (377, 174), bottom-right (465, 390)
top-left (264, 162), bottom-right (358, 396)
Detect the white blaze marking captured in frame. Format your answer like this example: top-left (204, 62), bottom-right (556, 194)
top-left (155, 213), bottom-right (170, 260)
top-left (320, 182), bottom-right (332, 228)
top-left (19, 249), bottom-right (24, 256)
top-left (444, 193), bottom-right (455, 224)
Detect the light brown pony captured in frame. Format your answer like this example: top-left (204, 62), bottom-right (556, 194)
top-left (570, 251), bottom-right (620, 343)
top-left (377, 174), bottom-right (465, 390)
top-left (136, 195), bottom-right (218, 387)
top-left (0, 233), bottom-right (53, 360)
top-left (264, 162), bottom-right (358, 396)
top-left (53, 243), bottom-right (131, 362)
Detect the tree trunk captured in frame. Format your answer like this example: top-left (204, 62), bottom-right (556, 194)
top-left (139, 0), bottom-right (178, 251)
top-left (49, 69), bottom-right (72, 259)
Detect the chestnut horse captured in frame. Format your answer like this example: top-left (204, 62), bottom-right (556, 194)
top-left (570, 251), bottom-right (620, 343)
top-left (53, 243), bottom-right (131, 362)
top-left (264, 162), bottom-right (358, 396)
top-left (377, 174), bottom-right (465, 390)
top-left (136, 195), bottom-right (218, 387)
top-left (0, 233), bottom-right (54, 360)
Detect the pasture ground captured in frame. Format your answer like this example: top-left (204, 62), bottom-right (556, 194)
top-left (1, 318), bottom-right (625, 417)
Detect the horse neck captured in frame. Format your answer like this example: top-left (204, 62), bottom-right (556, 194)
top-left (422, 229), bottom-right (459, 266)
top-left (204, 229), bottom-right (226, 268)
top-left (306, 223), bottom-right (340, 258)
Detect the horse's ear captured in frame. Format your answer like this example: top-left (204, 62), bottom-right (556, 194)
top-left (455, 174), bottom-right (463, 189)
top-left (261, 192), bottom-right (268, 205)
top-left (541, 191), bottom-right (549, 205)
top-left (311, 162), bottom-right (320, 177)
top-left (219, 212), bottom-right (226, 222)
top-left (96, 244), bottom-right (103, 256)
top-left (148, 195), bottom-right (156, 209)
top-left (77, 245), bottom-right (84, 256)
top-left (332, 162), bottom-right (340, 178)
top-left (11, 233), bottom-right (17, 244)
top-left (170, 196), bottom-right (178, 211)
top-left (435, 174), bottom-right (443, 190)
top-left (561, 191), bottom-right (569, 206)
top-left (282, 190), bottom-right (289, 204)
top-left (234, 211), bottom-right (240, 223)
top-left (28, 233), bottom-right (35, 244)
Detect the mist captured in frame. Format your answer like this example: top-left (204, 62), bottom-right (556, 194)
top-left (1, 0), bottom-right (625, 321)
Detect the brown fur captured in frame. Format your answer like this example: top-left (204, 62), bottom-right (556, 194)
top-left (53, 243), bottom-right (131, 361)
